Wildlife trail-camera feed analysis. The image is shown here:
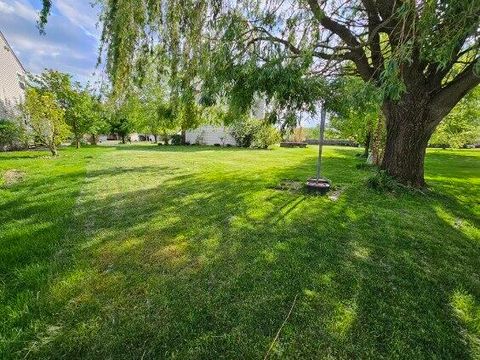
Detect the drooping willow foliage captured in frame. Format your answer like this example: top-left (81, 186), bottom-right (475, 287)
top-left (39, 0), bottom-right (480, 125)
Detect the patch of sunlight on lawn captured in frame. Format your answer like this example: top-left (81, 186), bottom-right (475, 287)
top-left (434, 206), bottom-right (479, 241)
top-left (451, 290), bottom-right (480, 354)
top-left (328, 301), bottom-right (358, 338)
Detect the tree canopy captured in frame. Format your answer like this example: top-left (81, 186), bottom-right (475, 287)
top-left (22, 88), bottom-right (69, 156)
top-left (28, 70), bottom-right (107, 148)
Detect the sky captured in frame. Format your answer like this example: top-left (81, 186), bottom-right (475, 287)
top-left (0, 0), bottom-right (103, 85)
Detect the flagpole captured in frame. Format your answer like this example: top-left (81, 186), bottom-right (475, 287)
top-left (316, 102), bottom-right (327, 181)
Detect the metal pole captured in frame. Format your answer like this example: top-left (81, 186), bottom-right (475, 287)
top-left (316, 102), bottom-right (327, 181)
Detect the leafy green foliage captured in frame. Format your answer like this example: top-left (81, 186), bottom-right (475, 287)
top-left (134, 72), bottom-right (177, 143)
top-left (327, 77), bottom-right (381, 146)
top-left (250, 124), bottom-right (281, 149)
top-left (28, 70), bottom-right (105, 147)
top-left (21, 88), bottom-right (69, 155)
top-left (87, 101), bottom-right (110, 144)
top-left (230, 118), bottom-right (280, 148)
top-left (430, 87), bottom-right (480, 148)
top-left (170, 134), bottom-right (183, 145)
top-left (0, 119), bottom-right (26, 150)
top-left (110, 116), bottom-right (135, 143)
top-left (366, 170), bottom-right (405, 192)
top-left (37, 0), bottom-right (51, 34)
top-left (204, 45), bottom-right (328, 128)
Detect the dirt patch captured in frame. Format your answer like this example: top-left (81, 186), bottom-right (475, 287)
top-left (328, 188), bottom-right (343, 201)
top-left (274, 180), bottom-right (304, 192)
top-left (2, 170), bottom-right (25, 187)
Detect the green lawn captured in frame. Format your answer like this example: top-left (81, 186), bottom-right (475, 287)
top-left (1, 144), bottom-right (479, 359)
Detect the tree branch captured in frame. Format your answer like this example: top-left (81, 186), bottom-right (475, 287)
top-left (306, 0), bottom-right (374, 81)
top-left (431, 60), bottom-right (480, 119)
top-left (362, 0), bottom-right (385, 78)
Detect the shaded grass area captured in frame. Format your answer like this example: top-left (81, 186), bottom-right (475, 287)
top-left (1, 145), bottom-right (479, 359)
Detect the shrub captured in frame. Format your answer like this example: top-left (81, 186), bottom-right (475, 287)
top-left (230, 119), bottom-right (256, 147)
top-left (0, 119), bottom-right (26, 151)
top-left (251, 125), bottom-right (281, 149)
top-left (367, 170), bottom-right (406, 192)
top-left (287, 127), bottom-right (306, 142)
top-left (170, 134), bottom-right (182, 145)
top-left (230, 118), bottom-right (280, 149)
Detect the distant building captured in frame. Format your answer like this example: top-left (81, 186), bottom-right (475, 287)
top-left (185, 97), bottom-right (266, 146)
top-left (0, 30), bottom-right (26, 119)
top-left (185, 125), bottom-right (237, 146)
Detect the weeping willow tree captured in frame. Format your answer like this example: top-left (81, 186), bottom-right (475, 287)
top-left (40, 0), bottom-right (479, 186)
top-left (202, 0), bottom-right (480, 187)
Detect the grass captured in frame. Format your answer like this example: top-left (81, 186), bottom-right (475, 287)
top-left (0, 144), bottom-right (479, 359)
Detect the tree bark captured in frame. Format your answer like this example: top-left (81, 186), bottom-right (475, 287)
top-left (180, 130), bottom-right (186, 145)
top-left (380, 97), bottom-right (438, 188)
top-left (90, 134), bottom-right (97, 145)
top-left (370, 114), bottom-right (385, 166)
top-left (363, 131), bottom-right (372, 158)
top-left (50, 145), bottom-right (58, 156)
top-left (75, 138), bottom-right (80, 149)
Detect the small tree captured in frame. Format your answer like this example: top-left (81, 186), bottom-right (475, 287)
top-left (22, 89), bottom-right (69, 156)
top-left (109, 96), bottom-right (141, 144)
top-left (29, 70), bottom-right (100, 148)
top-left (87, 100), bottom-right (110, 145)
top-left (68, 90), bottom-right (96, 148)
top-left (110, 116), bottom-right (134, 144)
top-left (136, 74), bottom-right (177, 144)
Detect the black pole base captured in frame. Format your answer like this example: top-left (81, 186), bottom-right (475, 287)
top-left (306, 178), bottom-right (331, 194)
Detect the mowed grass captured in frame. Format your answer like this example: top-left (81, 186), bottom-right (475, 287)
top-left (0, 144), bottom-right (479, 359)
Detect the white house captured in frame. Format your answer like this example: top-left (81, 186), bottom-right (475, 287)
top-left (185, 125), bottom-right (237, 146)
top-left (0, 30), bottom-right (26, 119)
top-left (185, 97), bottom-right (266, 146)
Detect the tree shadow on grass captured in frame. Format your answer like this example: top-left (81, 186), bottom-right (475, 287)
top-left (22, 163), bottom-right (480, 357)
top-left (2, 148), bottom-right (479, 359)
top-left (0, 162), bottom-right (182, 358)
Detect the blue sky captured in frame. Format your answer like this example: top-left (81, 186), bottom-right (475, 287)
top-left (0, 0), bottom-right (103, 84)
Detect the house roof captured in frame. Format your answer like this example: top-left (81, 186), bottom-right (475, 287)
top-left (0, 29), bottom-right (26, 74)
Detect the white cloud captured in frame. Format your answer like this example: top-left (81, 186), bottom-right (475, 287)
top-left (0, 1), bottom-right (15, 14)
top-left (54, 0), bottom-right (100, 39)
top-left (0, 0), bottom-right (38, 21)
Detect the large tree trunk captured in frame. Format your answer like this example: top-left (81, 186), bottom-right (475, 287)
top-left (381, 97), bottom-right (438, 188)
top-left (180, 130), bottom-right (186, 145)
